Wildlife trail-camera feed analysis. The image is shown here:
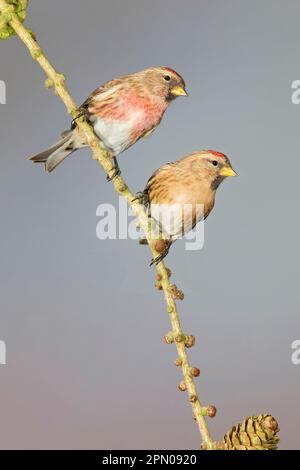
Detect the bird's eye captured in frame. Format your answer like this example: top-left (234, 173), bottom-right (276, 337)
top-left (212, 160), bottom-right (218, 166)
top-left (164, 75), bottom-right (171, 81)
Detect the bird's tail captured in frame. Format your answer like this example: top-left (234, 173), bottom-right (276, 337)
top-left (29, 130), bottom-right (79, 173)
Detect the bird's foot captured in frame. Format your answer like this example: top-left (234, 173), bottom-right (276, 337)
top-left (150, 243), bottom-right (171, 266)
top-left (132, 191), bottom-right (149, 206)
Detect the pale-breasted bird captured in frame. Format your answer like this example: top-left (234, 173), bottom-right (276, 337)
top-left (139, 150), bottom-right (237, 264)
top-left (29, 67), bottom-right (187, 177)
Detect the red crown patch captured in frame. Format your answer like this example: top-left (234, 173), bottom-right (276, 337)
top-left (208, 150), bottom-right (226, 158)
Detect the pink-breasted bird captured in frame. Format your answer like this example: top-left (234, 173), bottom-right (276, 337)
top-left (139, 150), bottom-right (237, 265)
top-left (29, 67), bottom-right (187, 176)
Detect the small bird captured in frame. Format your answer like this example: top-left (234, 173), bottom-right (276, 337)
top-left (29, 66), bottom-right (187, 177)
top-left (139, 150), bottom-right (237, 264)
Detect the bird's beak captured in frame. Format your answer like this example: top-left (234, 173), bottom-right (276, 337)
top-left (170, 85), bottom-right (188, 97)
top-left (219, 166), bottom-right (238, 177)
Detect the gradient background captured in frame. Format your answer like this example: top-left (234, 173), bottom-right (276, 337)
top-left (0, 0), bottom-right (299, 450)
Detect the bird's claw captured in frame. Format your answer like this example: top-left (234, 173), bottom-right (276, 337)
top-left (106, 166), bottom-right (121, 182)
top-left (150, 247), bottom-right (170, 266)
top-left (71, 111), bottom-right (86, 127)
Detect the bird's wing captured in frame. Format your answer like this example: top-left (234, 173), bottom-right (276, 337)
top-left (146, 162), bottom-right (175, 190)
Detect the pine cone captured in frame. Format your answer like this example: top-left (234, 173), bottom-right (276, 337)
top-left (219, 414), bottom-right (280, 450)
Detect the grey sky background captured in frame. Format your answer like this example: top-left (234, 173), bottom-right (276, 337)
top-left (0, 0), bottom-right (299, 449)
